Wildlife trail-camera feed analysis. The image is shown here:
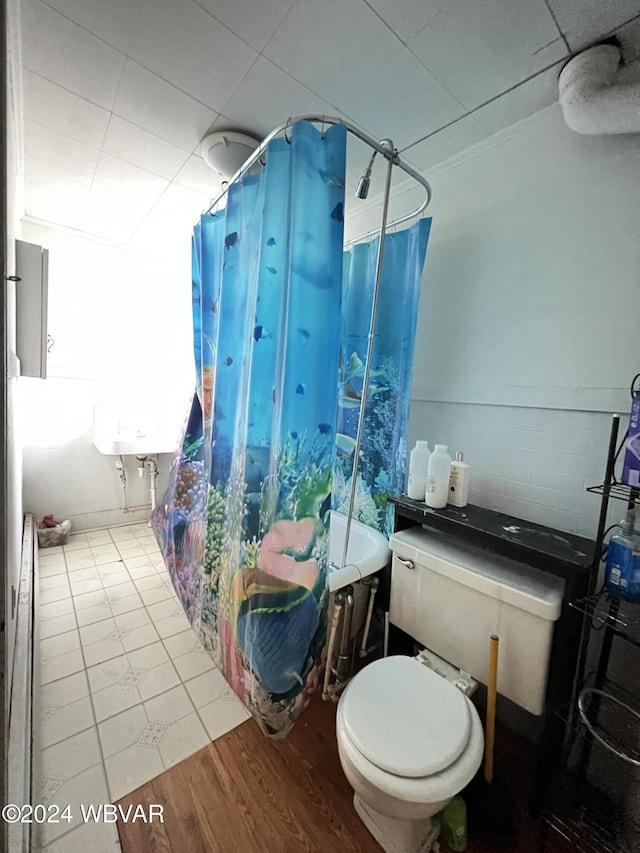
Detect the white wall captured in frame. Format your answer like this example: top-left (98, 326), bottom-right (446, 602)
top-left (20, 222), bottom-right (193, 528)
top-left (345, 105), bottom-right (640, 538)
top-left (5, 0), bottom-right (25, 691)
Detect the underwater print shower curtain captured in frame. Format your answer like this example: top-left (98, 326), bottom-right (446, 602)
top-left (333, 220), bottom-right (431, 536)
top-left (152, 120), bottom-right (347, 736)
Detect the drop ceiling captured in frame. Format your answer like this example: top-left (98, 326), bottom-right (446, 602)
top-left (16, 0), bottom-right (640, 256)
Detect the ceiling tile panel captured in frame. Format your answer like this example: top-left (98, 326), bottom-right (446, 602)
top-left (472, 62), bottom-right (563, 136)
top-left (22, 71), bottom-right (111, 147)
top-left (264, 0), bottom-right (401, 109)
top-left (128, 184), bottom-right (209, 256)
top-left (94, 153), bottom-right (170, 201)
top-left (194, 0), bottom-right (297, 52)
top-left (102, 116), bottom-right (191, 180)
top-left (265, 0), bottom-right (464, 148)
top-left (219, 57), bottom-right (342, 140)
top-left (114, 60), bottom-right (217, 151)
top-left (364, 0), bottom-right (446, 44)
top-left (403, 115), bottom-right (486, 173)
top-left (546, 1), bottom-right (640, 52)
top-left (128, 0), bottom-right (257, 112)
top-left (24, 156), bottom-right (93, 229)
top-left (335, 48), bottom-right (465, 149)
top-left (407, 0), bottom-right (566, 110)
top-left (21, 0), bottom-right (126, 110)
top-left (81, 181), bottom-right (156, 243)
top-left (24, 120), bottom-right (101, 176)
top-left (42, 0), bottom-right (144, 52)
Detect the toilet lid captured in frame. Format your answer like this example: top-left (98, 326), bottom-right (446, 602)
top-left (341, 656), bottom-right (471, 778)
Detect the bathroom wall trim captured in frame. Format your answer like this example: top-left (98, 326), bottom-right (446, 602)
top-left (411, 383), bottom-right (629, 413)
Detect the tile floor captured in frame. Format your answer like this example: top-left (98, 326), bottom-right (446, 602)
top-left (37, 522), bottom-right (250, 852)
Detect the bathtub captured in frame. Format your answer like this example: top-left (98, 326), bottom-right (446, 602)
top-left (328, 510), bottom-right (390, 592)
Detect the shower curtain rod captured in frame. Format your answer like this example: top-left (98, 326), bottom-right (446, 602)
top-left (204, 114), bottom-right (432, 243)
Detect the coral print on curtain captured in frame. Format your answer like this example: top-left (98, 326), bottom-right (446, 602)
top-left (334, 220), bottom-right (431, 536)
top-left (151, 121), bottom-right (347, 737)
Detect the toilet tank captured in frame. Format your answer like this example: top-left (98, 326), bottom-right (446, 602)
top-left (389, 527), bottom-right (565, 715)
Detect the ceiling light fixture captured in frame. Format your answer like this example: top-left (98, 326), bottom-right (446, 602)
top-left (199, 130), bottom-right (261, 181)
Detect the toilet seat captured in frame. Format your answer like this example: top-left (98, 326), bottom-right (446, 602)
top-left (340, 656), bottom-right (471, 777)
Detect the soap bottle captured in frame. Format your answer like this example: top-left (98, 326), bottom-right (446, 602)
top-left (448, 452), bottom-right (470, 508)
top-left (605, 508), bottom-right (640, 602)
top-left (425, 444), bottom-right (451, 509)
top-left (407, 440), bottom-right (430, 501)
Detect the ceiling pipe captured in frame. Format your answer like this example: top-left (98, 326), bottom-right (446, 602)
top-left (559, 43), bottom-right (640, 135)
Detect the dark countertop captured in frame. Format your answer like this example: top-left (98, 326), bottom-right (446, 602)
top-left (390, 495), bottom-right (596, 583)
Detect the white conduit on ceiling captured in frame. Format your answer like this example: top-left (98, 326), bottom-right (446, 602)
top-left (559, 43), bottom-right (640, 135)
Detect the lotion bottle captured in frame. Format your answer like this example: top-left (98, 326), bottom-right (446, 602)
top-left (448, 452), bottom-right (470, 508)
top-left (407, 440), bottom-right (431, 501)
top-left (425, 444), bottom-right (451, 509)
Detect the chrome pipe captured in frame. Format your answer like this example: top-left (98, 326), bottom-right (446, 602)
top-left (203, 115), bottom-right (431, 232)
top-left (340, 140), bottom-right (395, 570)
top-left (322, 596), bottom-right (343, 701)
top-left (359, 576), bottom-right (379, 658)
top-left (336, 587), bottom-right (354, 682)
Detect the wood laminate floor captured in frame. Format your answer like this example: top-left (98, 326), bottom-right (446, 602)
top-left (116, 695), bottom-right (571, 853)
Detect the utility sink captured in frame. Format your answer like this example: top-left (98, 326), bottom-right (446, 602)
top-left (93, 399), bottom-right (182, 456)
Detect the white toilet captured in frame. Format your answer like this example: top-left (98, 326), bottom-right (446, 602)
top-left (337, 655), bottom-right (483, 853)
top-left (336, 526), bottom-right (565, 853)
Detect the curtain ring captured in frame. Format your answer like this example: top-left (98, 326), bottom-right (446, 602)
top-left (284, 117), bottom-right (293, 144)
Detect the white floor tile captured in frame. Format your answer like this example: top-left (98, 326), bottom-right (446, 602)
top-left (184, 668), bottom-right (229, 709)
top-left (172, 649), bottom-right (215, 682)
top-left (41, 584), bottom-right (73, 605)
top-left (137, 661), bottom-right (180, 700)
top-left (147, 599), bottom-right (190, 638)
top-left (92, 683), bottom-right (141, 722)
top-left (98, 704), bottom-right (148, 758)
top-left (86, 531), bottom-right (113, 545)
top-left (66, 555), bottom-right (98, 572)
top-left (198, 696), bottom-right (250, 741)
top-left (100, 570), bottom-right (131, 588)
top-left (41, 649), bottom-right (85, 684)
top-left (40, 597), bottom-right (74, 618)
top-left (126, 561), bottom-right (161, 581)
top-left (41, 611), bottom-right (78, 639)
top-left (93, 547), bottom-right (122, 565)
top-left (76, 604), bottom-right (113, 627)
top-left (41, 670), bottom-right (89, 706)
top-left (40, 572), bottom-right (71, 590)
top-left (162, 628), bottom-right (201, 658)
top-left (42, 727), bottom-right (102, 781)
top-left (84, 638), bottom-right (127, 668)
top-left (39, 561), bottom-right (67, 577)
top-left (109, 526), bottom-right (138, 542)
top-left (69, 576), bottom-right (103, 597)
top-left (39, 551), bottom-right (66, 565)
top-left (144, 684), bottom-right (194, 724)
top-left (42, 819), bottom-right (121, 853)
top-left (74, 589), bottom-right (108, 611)
top-left (104, 744), bottom-right (164, 802)
top-left (63, 535), bottom-right (90, 551)
top-left (109, 591), bottom-right (144, 616)
top-left (137, 584), bottom-right (173, 607)
top-left (158, 711), bottom-right (209, 769)
top-left (117, 544), bottom-right (146, 559)
top-left (41, 764), bottom-right (110, 845)
top-left (41, 696), bottom-right (95, 749)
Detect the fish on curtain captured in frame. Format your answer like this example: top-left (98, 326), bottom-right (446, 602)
top-left (151, 120), bottom-right (347, 737)
top-left (333, 219), bottom-right (432, 536)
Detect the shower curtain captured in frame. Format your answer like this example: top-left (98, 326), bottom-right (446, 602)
top-left (333, 220), bottom-right (431, 536)
top-left (152, 120), bottom-right (347, 736)
top-left (151, 119), bottom-right (432, 737)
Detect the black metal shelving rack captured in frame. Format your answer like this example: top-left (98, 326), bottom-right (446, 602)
top-left (540, 413), bottom-right (640, 852)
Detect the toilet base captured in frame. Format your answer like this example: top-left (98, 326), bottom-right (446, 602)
top-left (353, 794), bottom-right (441, 853)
